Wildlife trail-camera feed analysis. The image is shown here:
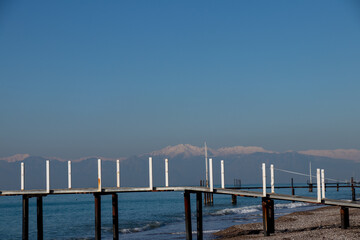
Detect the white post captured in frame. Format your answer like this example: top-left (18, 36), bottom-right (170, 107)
top-left (262, 163), bottom-right (266, 197)
top-left (209, 158), bottom-right (213, 192)
top-left (21, 162), bottom-right (24, 191)
top-left (46, 160), bottom-right (50, 193)
top-left (317, 168), bottom-right (321, 203)
top-left (165, 158), bottom-right (169, 187)
top-left (270, 164), bottom-right (274, 193)
top-left (117, 159), bottom-right (120, 188)
top-left (321, 169), bottom-right (325, 199)
top-left (205, 142), bottom-right (208, 187)
top-left (221, 160), bottom-right (225, 189)
top-left (149, 157), bottom-right (153, 189)
top-left (98, 159), bottom-right (102, 191)
top-left (68, 161), bottom-right (71, 189)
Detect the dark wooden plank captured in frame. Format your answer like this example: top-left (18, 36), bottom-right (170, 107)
top-left (184, 191), bottom-right (192, 240)
top-left (196, 192), bottom-right (203, 240)
top-left (37, 196), bottom-right (43, 240)
top-left (112, 194), bottom-right (119, 240)
top-left (22, 195), bottom-right (29, 240)
top-left (94, 193), bottom-right (101, 240)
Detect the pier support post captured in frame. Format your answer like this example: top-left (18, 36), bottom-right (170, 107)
top-left (309, 183), bottom-right (313, 192)
top-left (112, 193), bottom-right (119, 240)
top-left (351, 177), bottom-right (355, 201)
top-left (340, 206), bottom-right (349, 229)
top-left (94, 193), bottom-right (101, 240)
top-left (184, 191), bottom-right (192, 240)
top-left (196, 192), bottom-right (203, 240)
top-left (37, 196), bottom-right (43, 240)
top-left (232, 195), bottom-right (237, 205)
top-left (262, 197), bottom-right (274, 236)
top-left (22, 195), bottom-right (29, 240)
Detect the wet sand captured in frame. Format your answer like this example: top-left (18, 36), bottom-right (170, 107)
top-left (214, 206), bottom-right (360, 239)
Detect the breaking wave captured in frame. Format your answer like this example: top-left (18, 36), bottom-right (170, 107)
top-left (120, 221), bottom-right (163, 234)
top-left (211, 201), bottom-right (310, 216)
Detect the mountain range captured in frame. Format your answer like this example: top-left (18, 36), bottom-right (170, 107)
top-left (1, 144), bottom-right (360, 190)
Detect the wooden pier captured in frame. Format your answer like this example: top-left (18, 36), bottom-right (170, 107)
top-left (1, 158), bottom-right (360, 239)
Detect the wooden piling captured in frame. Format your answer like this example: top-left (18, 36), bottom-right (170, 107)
top-left (94, 193), bottom-right (101, 240)
top-left (184, 191), bottom-right (192, 240)
top-left (196, 192), bottom-right (203, 240)
top-left (340, 206), bottom-right (349, 229)
top-left (22, 195), bottom-right (29, 240)
top-left (262, 197), bottom-right (275, 236)
top-left (37, 196), bottom-right (43, 240)
top-left (112, 193), bottom-right (119, 240)
top-left (232, 195), bottom-right (237, 205)
top-left (351, 177), bottom-right (356, 201)
top-left (291, 178), bottom-right (295, 203)
top-left (309, 183), bottom-right (313, 192)
top-left (337, 183), bottom-right (339, 191)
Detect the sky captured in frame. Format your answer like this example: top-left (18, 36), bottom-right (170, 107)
top-left (1, 1), bottom-right (360, 159)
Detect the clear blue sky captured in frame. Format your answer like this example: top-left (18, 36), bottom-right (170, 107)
top-left (1, 1), bottom-right (360, 158)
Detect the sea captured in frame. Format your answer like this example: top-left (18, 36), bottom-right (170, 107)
top-left (0, 184), bottom-right (354, 239)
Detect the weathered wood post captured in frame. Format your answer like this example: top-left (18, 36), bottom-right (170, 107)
top-left (116, 160), bottom-right (120, 188)
top-left (262, 163), bottom-right (266, 197)
top-left (317, 169), bottom-right (321, 203)
top-left (21, 162), bottom-right (25, 191)
top-left (351, 177), bottom-right (355, 201)
top-left (165, 158), bottom-right (169, 187)
top-left (22, 195), bottom-right (29, 240)
top-left (231, 195), bottom-right (237, 205)
top-left (262, 197), bottom-right (274, 236)
top-left (112, 193), bottom-right (119, 240)
top-left (340, 206), bottom-right (349, 229)
top-left (184, 191), bottom-right (192, 240)
top-left (98, 159), bottom-right (102, 191)
top-left (221, 160), bottom-right (225, 189)
top-left (270, 164), bottom-right (274, 193)
top-left (46, 160), bottom-right (50, 193)
top-left (37, 196), bottom-right (43, 240)
top-left (94, 193), bottom-right (101, 240)
top-left (68, 161), bottom-right (72, 189)
top-left (337, 182), bottom-right (339, 192)
top-left (149, 157), bottom-right (153, 190)
top-left (196, 192), bottom-right (203, 240)
top-left (291, 178), bottom-right (295, 202)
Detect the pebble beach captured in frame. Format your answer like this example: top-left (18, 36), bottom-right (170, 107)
top-left (214, 206), bottom-right (360, 240)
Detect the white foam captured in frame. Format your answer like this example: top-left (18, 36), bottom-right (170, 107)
top-left (211, 205), bottom-right (262, 216)
top-left (211, 201), bottom-right (311, 216)
top-left (275, 202), bottom-right (310, 209)
top-left (120, 221), bottom-right (162, 234)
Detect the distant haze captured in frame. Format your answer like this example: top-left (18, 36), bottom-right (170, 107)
top-left (2, 144), bottom-right (360, 163)
top-left (1, 144), bottom-right (360, 190)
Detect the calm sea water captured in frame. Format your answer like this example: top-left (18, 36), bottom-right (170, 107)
top-left (0, 184), bottom-right (354, 239)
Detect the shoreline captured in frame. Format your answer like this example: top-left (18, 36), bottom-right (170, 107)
top-left (213, 206), bottom-right (360, 239)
